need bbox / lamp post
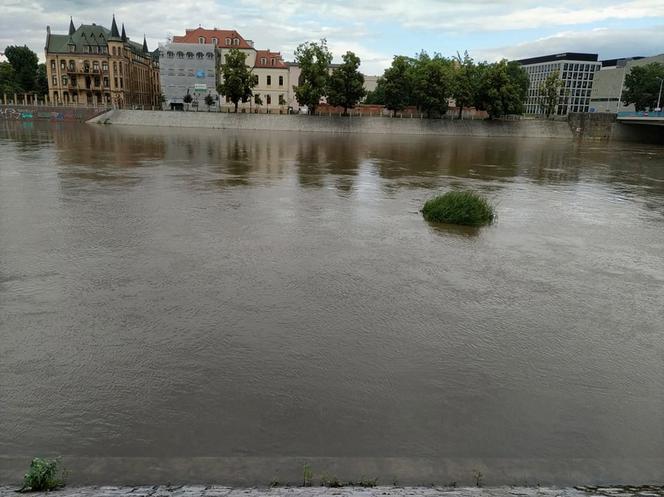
[656,77,663,112]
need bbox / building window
[271,58,275,65]
[176,51,184,58]
[93,61,99,72]
[167,51,174,58]
[69,45,76,52]
[50,60,56,70]
[114,77,118,87]
[225,38,231,45]
[211,37,218,46]
[52,76,58,86]
[206,52,214,59]
[260,57,266,65]
[186,52,194,59]
[267,75,271,86]
[233,38,239,45]
[62,75,68,85]
[60,60,66,70]
[102,62,108,72]
[101,46,107,54]
[278,75,283,86]
[266,94,271,105]
[120,78,123,88]
[199,37,205,44]
[196,52,204,59]
[103,77,109,87]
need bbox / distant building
[171,27,292,111]
[159,42,217,110]
[44,16,161,107]
[516,53,601,115]
[589,54,664,113]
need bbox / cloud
[475,25,664,61]
[1,0,663,75]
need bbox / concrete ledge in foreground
[2,486,664,497]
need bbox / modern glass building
[516,53,602,115]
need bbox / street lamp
[656,77,663,112]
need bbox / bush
[20,458,66,492]
[422,191,495,226]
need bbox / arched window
[198,36,205,44]
[196,52,204,59]
[225,38,231,45]
[186,52,194,59]
[167,51,174,58]
[211,37,218,46]
[206,52,214,59]
[176,51,184,59]
[233,38,239,46]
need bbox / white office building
[517,53,602,115]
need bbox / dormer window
[198,37,205,44]
[211,37,218,46]
[225,38,231,45]
[260,57,266,65]
[233,38,239,46]
[271,58,275,65]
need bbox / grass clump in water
[19,458,66,492]
[422,190,495,226]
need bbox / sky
[1,0,663,74]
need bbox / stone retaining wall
[1,104,109,122]
[89,110,573,139]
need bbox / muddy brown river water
[0,122,663,485]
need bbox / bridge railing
[617,111,664,118]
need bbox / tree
[412,51,454,118]
[253,93,262,112]
[476,60,529,118]
[364,78,385,105]
[183,91,192,111]
[538,70,563,117]
[4,45,39,92]
[217,48,257,113]
[278,94,286,106]
[382,55,414,116]
[293,39,333,115]
[622,62,664,111]
[453,51,480,119]
[326,51,366,115]
[36,63,48,96]
[204,93,215,111]
[0,61,20,96]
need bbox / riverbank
[2,485,663,497]
[88,110,573,139]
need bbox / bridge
[617,111,664,125]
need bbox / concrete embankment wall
[1,104,108,122]
[90,110,574,139]
[568,112,664,144]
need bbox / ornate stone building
[45,16,161,107]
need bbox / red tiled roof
[254,50,287,69]
[172,27,252,49]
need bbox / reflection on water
[0,121,663,485]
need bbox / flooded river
[1,122,663,485]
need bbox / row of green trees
[366,51,530,118]
[0,46,48,97]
